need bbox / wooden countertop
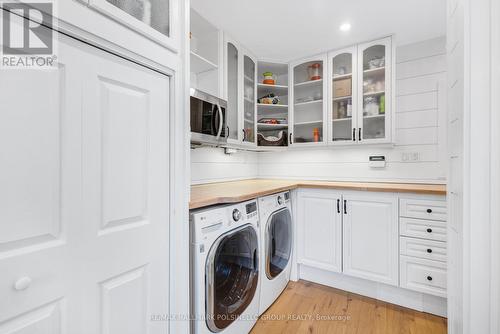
[190,179,446,209]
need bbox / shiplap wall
[191,37,447,185]
[191,147,259,184]
[258,37,447,183]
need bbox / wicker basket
[257,130,287,146]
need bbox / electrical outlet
[402,152,420,162]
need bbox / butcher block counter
[189,179,446,210]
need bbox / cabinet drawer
[400,237,447,262]
[400,217,447,241]
[400,198,447,221]
[400,256,447,298]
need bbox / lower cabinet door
[297,190,343,273]
[342,194,398,285]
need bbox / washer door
[266,208,292,279]
[205,224,259,332]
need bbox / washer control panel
[245,201,258,219]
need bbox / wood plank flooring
[250,280,447,334]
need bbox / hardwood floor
[251,280,447,334]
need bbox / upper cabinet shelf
[190,51,218,74]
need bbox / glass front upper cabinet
[243,55,256,144]
[330,48,357,143]
[90,0,175,49]
[358,37,392,143]
[226,41,239,143]
[292,55,327,145]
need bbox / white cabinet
[328,46,358,144]
[290,54,328,146]
[296,190,342,273]
[326,37,393,145]
[342,194,399,286]
[356,37,393,143]
[296,189,398,286]
[190,9,223,98]
[224,35,257,148]
[88,0,179,52]
[0,26,170,332]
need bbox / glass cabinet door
[331,51,356,143]
[243,55,256,144]
[358,38,391,142]
[292,57,326,144]
[226,42,239,142]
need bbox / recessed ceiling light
[340,22,351,32]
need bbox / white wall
[190,147,259,184]
[190,37,447,185]
[258,37,447,184]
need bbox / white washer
[258,191,293,315]
[190,199,260,334]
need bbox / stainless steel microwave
[190,89,228,146]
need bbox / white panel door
[80,35,170,334]
[0,25,81,333]
[342,193,398,285]
[0,24,170,333]
[296,190,342,273]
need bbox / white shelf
[190,51,218,74]
[257,83,288,90]
[295,99,322,107]
[244,97,254,103]
[363,114,385,119]
[257,103,288,108]
[257,123,288,130]
[363,66,385,75]
[294,79,323,87]
[332,96,351,102]
[333,73,352,80]
[244,75,254,82]
[295,120,323,126]
[333,117,353,122]
[363,90,385,97]
[244,118,255,123]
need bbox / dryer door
[206,224,259,332]
[266,208,292,279]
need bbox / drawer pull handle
[426,228,433,233]
[427,276,433,281]
[14,276,32,291]
[427,248,433,253]
[427,208,433,213]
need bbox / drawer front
[400,198,447,221]
[400,256,447,298]
[400,217,447,241]
[400,237,447,262]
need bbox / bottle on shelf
[313,128,320,142]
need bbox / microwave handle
[215,103,223,139]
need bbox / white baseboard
[296,264,447,317]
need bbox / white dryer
[190,200,260,334]
[257,191,293,315]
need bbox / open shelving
[256,61,290,148]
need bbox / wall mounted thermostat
[369,155,386,168]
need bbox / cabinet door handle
[427,248,433,253]
[226,126,229,138]
[358,128,362,141]
[427,208,433,213]
[426,228,433,233]
[289,132,293,145]
[242,129,246,141]
[337,199,340,214]
[352,128,356,141]
[344,200,347,215]
[427,276,433,281]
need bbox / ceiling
[191,0,446,61]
